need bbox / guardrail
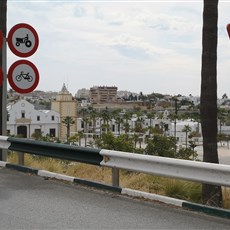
[0,136,230,188]
[1,136,103,165]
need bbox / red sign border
[0,67,3,87]
[0,30,3,49]
[8,60,39,94]
[227,24,230,39]
[8,23,39,57]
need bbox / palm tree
[146,111,155,136]
[100,108,111,134]
[69,134,78,145]
[132,133,139,148]
[78,108,87,119]
[62,116,75,143]
[182,125,192,149]
[123,111,132,134]
[82,116,91,145]
[88,107,97,135]
[200,0,222,207]
[134,115,144,134]
[77,130,84,146]
[82,116,90,133]
[112,110,123,135]
[172,96,179,140]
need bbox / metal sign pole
[0,0,7,161]
[1,37,7,161]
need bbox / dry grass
[7,152,230,209]
[8,152,112,184]
[120,171,166,195]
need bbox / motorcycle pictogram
[16,71,33,82]
[15,34,32,48]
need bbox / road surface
[0,167,229,229]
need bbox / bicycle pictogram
[16,71,33,82]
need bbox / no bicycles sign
[8,23,39,57]
[8,60,39,94]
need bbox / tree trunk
[67,125,70,143]
[0,0,7,161]
[200,0,222,207]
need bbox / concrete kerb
[0,160,230,219]
[121,188,185,207]
[121,188,230,219]
[5,162,39,174]
[38,170,75,182]
[182,202,230,219]
[0,161,7,167]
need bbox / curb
[121,188,185,207]
[121,188,230,219]
[0,161,121,194]
[1,161,230,219]
[182,202,230,219]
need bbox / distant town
[6,84,230,152]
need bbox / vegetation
[62,116,75,143]
[95,132,134,152]
[176,147,198,161]
[145,135,176,158]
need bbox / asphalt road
[0,167,230,230]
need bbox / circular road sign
[0,30,3,49]
[8,60,39,94]
[0,67,3,87]
[8,23,39,57]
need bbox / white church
[7,99,60,138]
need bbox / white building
[76,112,204,147]
[170,120,202,145]
[76,114,172,138]
[7,99,60,138]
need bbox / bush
[164,179,201,202]
[176,147,198,160]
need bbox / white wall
[7,99,60,138]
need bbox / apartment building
[90,86,118,104]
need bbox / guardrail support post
[112,168,119,187]
[18,152,24,165]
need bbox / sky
[5,0,230,97]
